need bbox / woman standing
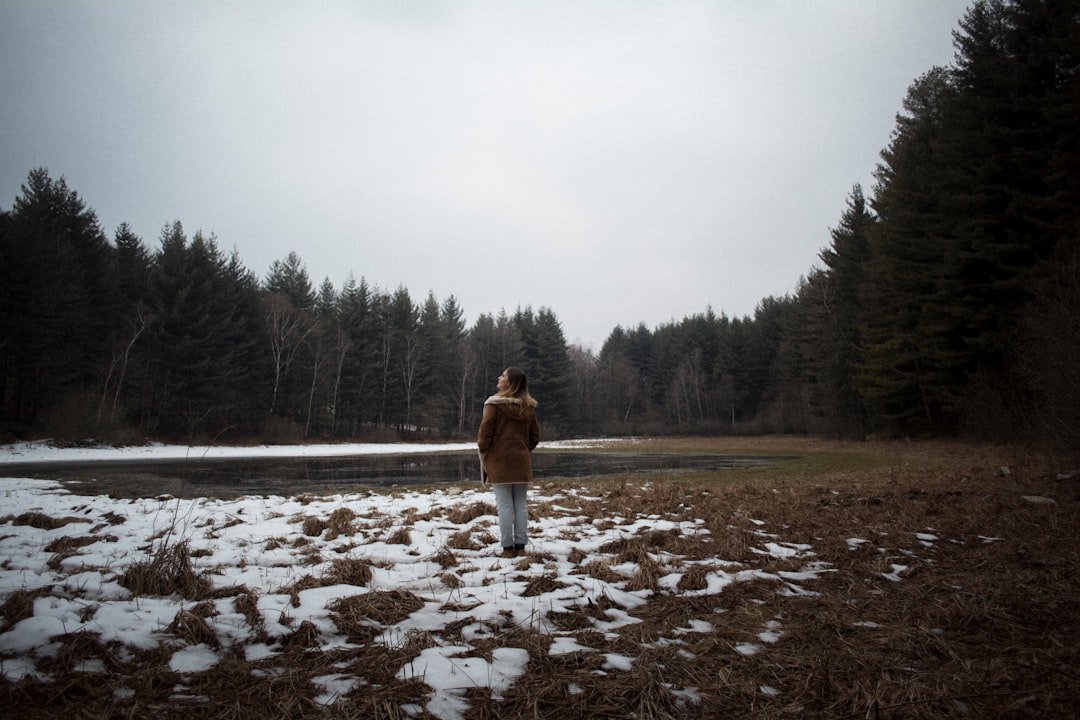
[477,367,540,557]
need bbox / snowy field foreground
[2,439,1073,718]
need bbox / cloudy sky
[1,1,972,349]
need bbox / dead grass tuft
[522,574,568,597]
[44,534,107,553]
[624,551,663,592]
[6,511,91,530]
[0,586,54,632]
[100,510,126,525]
[233,588,266,639]
[326,556,373,586]
[676,563,711,592]
[446,527,484,550]
[281,618,321,651]
[447,501,497,524]
[119,540,213,599]
[385,527,411,545]
[301,515,327,537]
[327,589,427,639]
[580,559,626,583]
[325,506,357,539]
[432,546,458,569]
[168,607,219,647]
[32,630,130,682]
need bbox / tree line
[1,0,1076,459]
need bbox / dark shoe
[502,547,516,558]
[514,544,526,554]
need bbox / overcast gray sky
[1,0,972,350]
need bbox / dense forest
[1,0,1076,460]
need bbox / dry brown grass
[119,539,214,600]
[301,515,328,537]
[0,587,52,633]
[447,500,497,525]
[325,506,357,539]
[385,526,412,545]
[326,556,374,586]
[327,589,427,647]
[2,511,91,530]
[446,525,489,550]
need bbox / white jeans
[492,483,528,548]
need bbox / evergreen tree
[337,275,379,434]
[100,223,156,426]
[812,185,876,435]
[412,292,468,434]
[710,314,743,430]
[146,224,264,436]
[598,326,645,428]
[515,306,575,432]
[113,222,152,306]
[438,295,472,434]
[779,272,827,433]
[744,296,792,431]
[414,291,446,431]
[673,311,720,423]
[860,0,1078,432]
[0,169,119,424]
[314,278,338,319]
[372,286,419,428]
[859,68,960,429]
[265,252,315,310]
[221,249,270,431]
[470,310,525,397]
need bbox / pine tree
[859,0,1079,432]
[1,169,119,424]
[859,68,961,429]
[515,307,575,432]
[99,223,156,426]
[114,223,152,306]
[814,185,876,435]
[314,278,338,319]
[146,224,264,436]
[441,295,471,433]
[337,275,378,434]
[743,296,792,431]
[468,310,525,423]
[598,326,644,428]
[414,291,446,431]
[265,252,315,310]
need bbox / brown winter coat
[477,396,540,484]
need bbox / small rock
[1020,495,1056,505]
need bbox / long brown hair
[497,366,537,407]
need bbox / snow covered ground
[0,440,844,718]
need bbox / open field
[2,436,1077,718]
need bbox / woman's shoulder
[484,395,538,409]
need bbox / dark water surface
[4,451,797,499]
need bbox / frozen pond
[3,450,797,498]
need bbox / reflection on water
[12,450,796,499]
